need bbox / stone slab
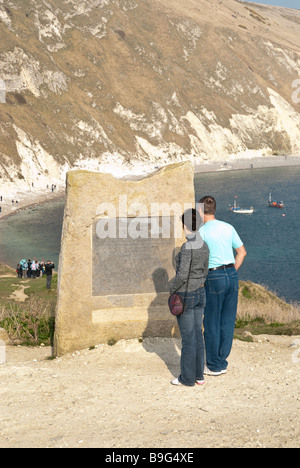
[54,162,195,355]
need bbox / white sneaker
[171,378,183,386]
[204,366,222,376]
[195,379,205,385]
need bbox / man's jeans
[177,287,206,386]
[46,275,52,290]
[204,267,239,372]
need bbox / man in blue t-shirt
[199,195,247,375]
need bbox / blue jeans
[176,287,206,386]
[204,267,239,372]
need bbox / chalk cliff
[0,0,300,192]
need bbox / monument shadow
[142,249,181,378]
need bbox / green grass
[0,273,57,297]
[236,281,300,338]
[234,317,300,340]
[0,300,56,346]
[0,267,57,346]
[0,278,21,302]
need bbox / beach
[194,154,300,173]
[1,155,300,221]
[0,187,65,221]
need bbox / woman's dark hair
[181,208,201,232]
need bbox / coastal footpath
[0,335,299,448]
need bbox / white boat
[231,200,254,214]
[233,207,254,214]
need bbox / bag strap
[183,247,193,301]
[173,245,193,299]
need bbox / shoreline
[194,154,300,174]
[0,189,65,222]
[0,155,300,222]
[0,155,299,304]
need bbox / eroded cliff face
[0,0,300,192]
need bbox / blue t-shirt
[199,219,243,269]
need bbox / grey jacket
[169,233,209,294]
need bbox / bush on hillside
[0,297,55,346]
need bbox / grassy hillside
[0,263,57,346]
[236,281,300,339]
[0,263,299,346]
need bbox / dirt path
[9,284,30,302]
[0,335,299,448]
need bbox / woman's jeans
[176,287,206,386]
[204,267,239,373]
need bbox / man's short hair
[199,196,216,215]
[181,208,201,232]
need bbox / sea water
[194,165,300,304]
[0,166,299,303]
[0,197,65,270]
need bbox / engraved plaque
[92,217,175,296]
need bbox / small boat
[231,200,254,214]
[268,193,284,208]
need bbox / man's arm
[234,245,247,271]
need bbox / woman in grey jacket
[170,209,209,387]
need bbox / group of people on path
[170,195,247,387]
[16,259,55,289]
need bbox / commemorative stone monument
[54,162,195,355]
